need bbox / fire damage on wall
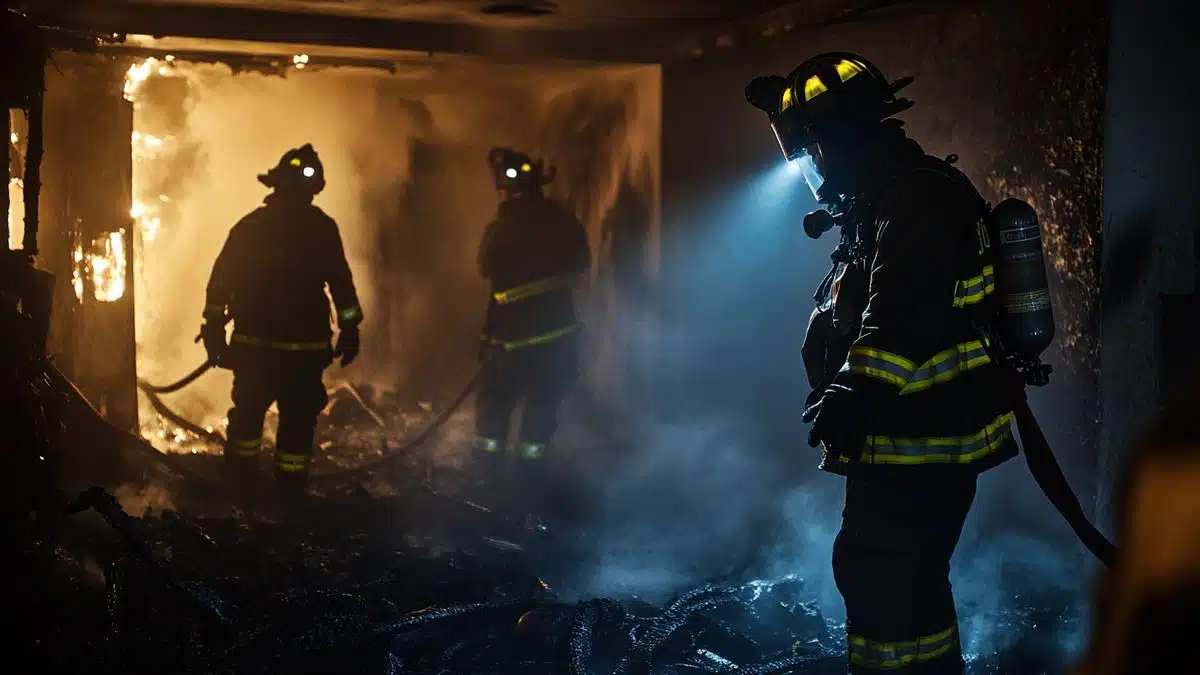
[3,3,1118,675]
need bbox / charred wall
[39,52,137,433]
[658,0,1105,541]
[1098,0,1200,534]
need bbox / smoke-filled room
[3,0,1197,674]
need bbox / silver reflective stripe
[517,442,545,460]
[953,264,995,308]
[846,412,1014,466]
[475,437,502,453]
[848,626,959,670]
[841,346,917,389]
[899,340,992,395]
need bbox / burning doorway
[102,45,660,454]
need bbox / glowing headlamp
[505,167,518,179]
[302,166,315,178]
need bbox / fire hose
[135,359,486,482]
[1013,392,1117,567]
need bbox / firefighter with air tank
[200,143,363,499]
[470,147,591,534]
[745,53,1057,674]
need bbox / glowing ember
[72,231,128,302]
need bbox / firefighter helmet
[487,147,556,195]
[258,143,326,195]
[745,53,915,163]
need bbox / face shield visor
[793,145,826,202]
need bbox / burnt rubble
[11,462,1086,675]
[8,319,1083,675]
[16,482,847,675]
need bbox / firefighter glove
[334,324,360,367]
[802,383,867,452]
[200,322,229,367]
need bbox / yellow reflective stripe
[275,452,310,472]
[475,437,502,453]
[338,305,363,323]
[227,438,261,457]
[848,626,959,670]
[841,346,917,388]
[517,442,545,460]
[493,275,575,305]
[231,334,329,351]
[487,324,578,351]
[953,264,995,308]
[845,412,1014,465]
[898,340,992,395]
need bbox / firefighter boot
[274,450,312,504]
[222,441,262,497]
[468,437,508,511]
[514,441,551,536]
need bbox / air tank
[987,198,1056,360]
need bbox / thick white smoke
[130,57,660,447]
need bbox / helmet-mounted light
[261,143,325,194]
[745,53,915,164]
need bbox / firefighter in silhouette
[472,147,590,531]
[746,54,1018,674]
[200,143,363,497]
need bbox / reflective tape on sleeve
[840,346,918,389]
[952,264,996,308]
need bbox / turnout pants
[223,344,332,486]
[834,467,977,674]
[473,334,579,516]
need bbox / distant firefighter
[747,53,1035,674]
[201,143,363,499]
[472,147,591,533]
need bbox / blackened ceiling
[26,0,949,63]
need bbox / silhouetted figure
[201,143,362,500]
[472,147,590,532]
